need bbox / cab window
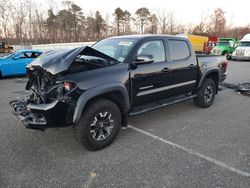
[169,40,190,61]
[137,40,165,63]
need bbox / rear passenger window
[169,40,190,61]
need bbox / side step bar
[129,94,197,116]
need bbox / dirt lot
[0,60,250,188]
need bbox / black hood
[27,46,118,75]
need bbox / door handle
[188,64,195,69]
[161,67,170,72]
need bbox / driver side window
[17,52,30,59]
[137,40,166,63]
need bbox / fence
[12,42,96,51]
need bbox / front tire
[194,78,216,108]
[73,98,121,151]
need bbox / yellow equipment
[187,35,208,53]
[0,42,13,53]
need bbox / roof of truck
[109,34,185,40]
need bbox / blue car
[0,49,42,77]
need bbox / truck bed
[196,54,227,82]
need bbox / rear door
[167,39,198,95]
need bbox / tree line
[0,0,250,45]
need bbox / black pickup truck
[10,35,228,150]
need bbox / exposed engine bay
[10,46,118,130]
[10,68,81,130]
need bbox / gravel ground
[0,60,249,188]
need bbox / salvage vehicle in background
[179,34,218,54]
[10,35,228,150]
[0,41,13,53]
[211,38,238,59]
[177,34,208,53]
[203,36,218,54]
[231,34,250,60]
[0,49,42,78]
[186,34,208,53]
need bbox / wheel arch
[198,69,220,93]
[73,83,130,127]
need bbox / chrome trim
[27,100,59,111]
[137,80,196,96]
[139,85,154,90]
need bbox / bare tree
[0,0,11,40]
[167,12,176,34]
[192,22,206,35]
[0,3,248,45]
[157,9,167,34]
[148,14,158,34]
[208,8,226,37]
[9,0,28,43]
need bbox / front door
[130,40,173,107]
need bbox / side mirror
[134,54,154,65]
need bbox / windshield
[239,42,250,47]
[92,38,137,62]
[217,41,230,46]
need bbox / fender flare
[198,68,220,89]
[73,83,130,124]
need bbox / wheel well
[221,51,227,55]
[206,72,219,93]
[84,91,129,127]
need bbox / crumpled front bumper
[10,99,72,130]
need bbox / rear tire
[194,78,216,108]
[73,98,121,151]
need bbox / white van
[231,34,250,60]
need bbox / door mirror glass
[134,54,154,65]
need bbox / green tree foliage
[94,11,105,40]
[114,8,131,35]
[114,7,124,35]
[135,7,151,34]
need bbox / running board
[129,94,197,116]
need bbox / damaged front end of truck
[10,46,118,130]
